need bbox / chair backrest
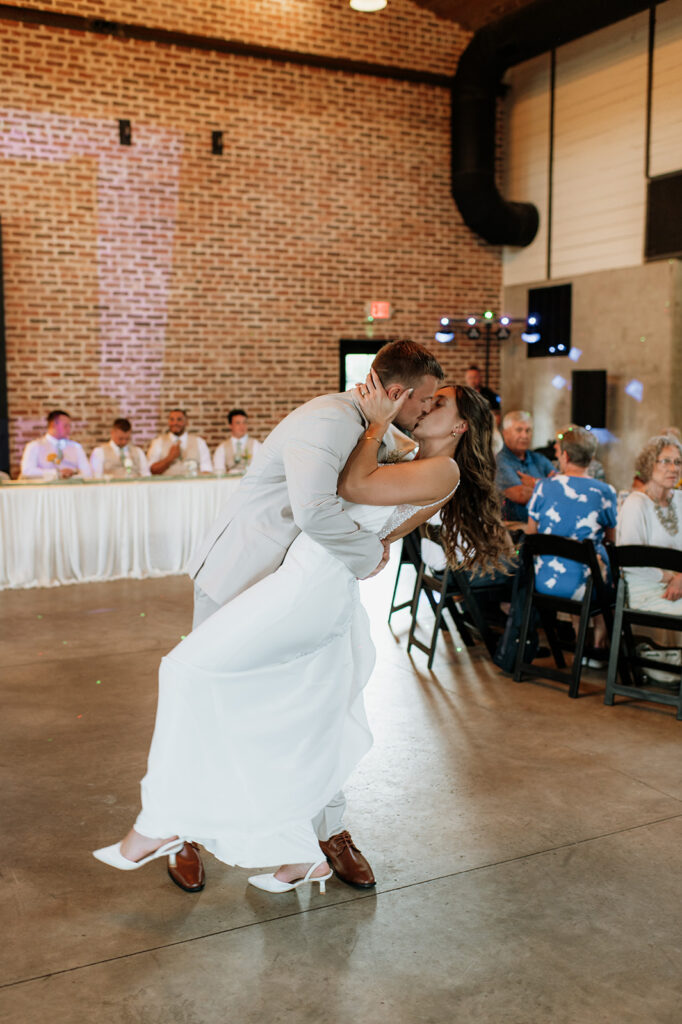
[401,528,423,568]
[612,544,682,574]
[522,533,609,604]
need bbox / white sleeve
[20,441,41,478]
[76,443,92,478]
[281,412,383,578]
[197,437,212,473]
[147,438,162,464]
[137,448,151,477]
[617,494,649,546]
[90,447,104,478]
[213,444,226,473]
[617,494,663,584]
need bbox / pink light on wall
[0,109,181,459]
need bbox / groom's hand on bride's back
[360,539,391,579]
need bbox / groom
[169,340,444,893]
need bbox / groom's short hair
[372,340,444,389]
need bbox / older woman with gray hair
[617,434,682,612]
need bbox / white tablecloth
[0,476,241,589]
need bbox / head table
[0,475,242,590]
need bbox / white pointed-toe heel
[248,860,333,894]
[93,838,185,871]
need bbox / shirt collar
[169,431,187,443]
[503,443,529,463]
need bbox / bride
[94,372,509,893]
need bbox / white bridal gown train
[133,500,410,868]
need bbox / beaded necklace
[651,494,679,536]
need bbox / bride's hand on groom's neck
[355,369,412,430]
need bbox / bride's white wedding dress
[134,498,419,868]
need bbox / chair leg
[539,610,566,668]
[388,559,404,623]
[513,579,536,682]
[427,595,445,670]
[406,563,426,657]
[455,583,498,658]
[604,586,625,706]
[445,597,475,646]
[569,597,592,699]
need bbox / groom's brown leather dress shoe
[319,831,375,889]
[167,842,205,892]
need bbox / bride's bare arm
[339,442,458,507]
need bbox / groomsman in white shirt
[90,418,151,479]
[20,409,92,480]
[147,409,212,477]
[213,408,262,473]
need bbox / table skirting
[0,476,241,589]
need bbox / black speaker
[526,283,571,358]
[571,370,606,429]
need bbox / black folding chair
[604,545,682,720]
[513,534,613,698]
[407,525,510,667]
[388,528,438,624]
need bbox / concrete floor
[1,558,681,1024]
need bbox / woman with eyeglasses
[618,434,682,612]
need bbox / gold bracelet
[363,433,382,445]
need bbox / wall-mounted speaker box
[526,283,571,359]
[571,369,606,429]
[645,170,682,261]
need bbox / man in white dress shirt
[90,418,151,479]
[147,409,212,477]
[213,408,262,473]
[20,409,92,480]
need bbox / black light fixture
[435,311,536,385]
[118,119,132,146]
[211,130,224,155]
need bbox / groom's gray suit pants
[192,582,346,842]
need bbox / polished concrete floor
[1,557,681,1024]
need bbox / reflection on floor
[1,554,681,1023]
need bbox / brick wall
[0,1,502,475]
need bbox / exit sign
[369,301,391,320]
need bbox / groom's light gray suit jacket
[188,391,414,607]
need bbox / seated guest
[20,409,92,480]
[496,410,554,522]
[147,409,212,477]
[554,423,606,481]
[464,365,500,413]
[527,426,617,650]
[213,408,262,473]
[618,434,682,613]
[90,418,151,478]
[421,513,514,626]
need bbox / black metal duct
[452,0,657,247]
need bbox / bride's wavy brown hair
[439,384,513,576]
